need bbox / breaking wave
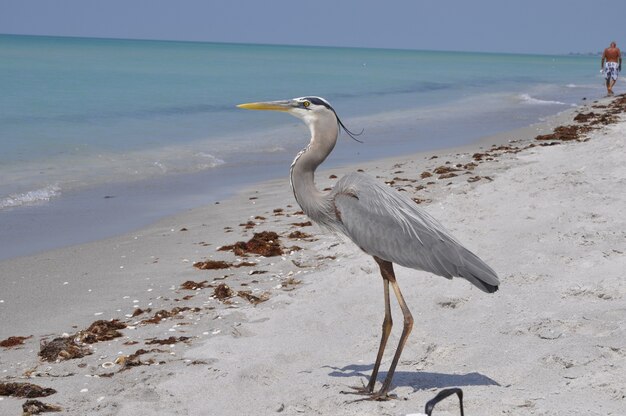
[0,184,61,210]
[517,93,567,106]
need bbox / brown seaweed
[180,280,210,290]
[218,231,283,257]
[77,320,127,344]
[573,111,598,123]
[433,166,459,174]
[0,382,56,398]
[287,230,312,239]
[131,308,150,317]
[22,399,63,414]
[438,172,458,179]
[0,335,31,348]
[145,336,191,345]
[213,283,235,300]
[535,125,590,142]
[239,220,256,229]
[39,337,91,362]
[140,307,197,324]
[193,260,232,269]
[291,221,312,227]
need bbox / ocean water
[0,35,604,259]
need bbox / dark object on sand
[0,382,56,398]
[193,260,232,269]
[213,283,235,300]
[131,308,150,317]
[438,172,458,179]
[287,230,312,239]
[193,260,256,269]
[535,125,590,142]
[424,388,465,416]
[39,319,126,362]
[39,337,91,362]
[180,280,210,290]
[433,165,459,175]
[239,220,256,229]
[140,307,197,324]
[0,335,31,348]
[77,319,127,344]
[290,221,312,227]
[573,111,598,123]
[22,399,63,414]
[145,336,190,345]
[219,231,283,257]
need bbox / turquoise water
[0,34,604,258]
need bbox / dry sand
[1,97,625,416]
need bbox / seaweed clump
[0,335,31,348]
[0,382,56,398]
[22,399,63,415]
[193,260,256,270]
[535,125,590,142]
[219,231,283,257]
[213,283,235,300]
[76,320,127,344]
[39,337,91,362]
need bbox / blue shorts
[604,62,619,81]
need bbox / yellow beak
[237,100,293,112]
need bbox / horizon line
[0,32,596,58]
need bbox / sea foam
[518,93,567,106]
[0,184,61,210]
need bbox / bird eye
[302,101,311,108]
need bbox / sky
[1,0,624,55]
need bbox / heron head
[237,96,363,142]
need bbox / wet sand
[1,96,625,415]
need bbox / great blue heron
[237,96,499,400]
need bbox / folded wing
[332,173,499,293]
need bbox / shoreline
[0,82,596,261]
[1,95,624,415]
[0,96,585,263]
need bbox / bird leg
[343,257,413,401]
[346,268,393,395]
[375,271,414,398]
[367,273,393,391]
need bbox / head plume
[299,96,364,143]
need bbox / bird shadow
[324,363,500,391]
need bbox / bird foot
[347,391,397,402]
[340,385,396,402]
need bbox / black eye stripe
[305,97,333,110]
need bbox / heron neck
[290,139,334,222]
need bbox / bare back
[603,47,621,62]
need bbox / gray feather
[331,173,499,292]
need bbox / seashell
[101,361,115,369]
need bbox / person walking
[601,41,622,96]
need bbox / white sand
[1,99,624,416]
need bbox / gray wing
[332,173,499,292]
